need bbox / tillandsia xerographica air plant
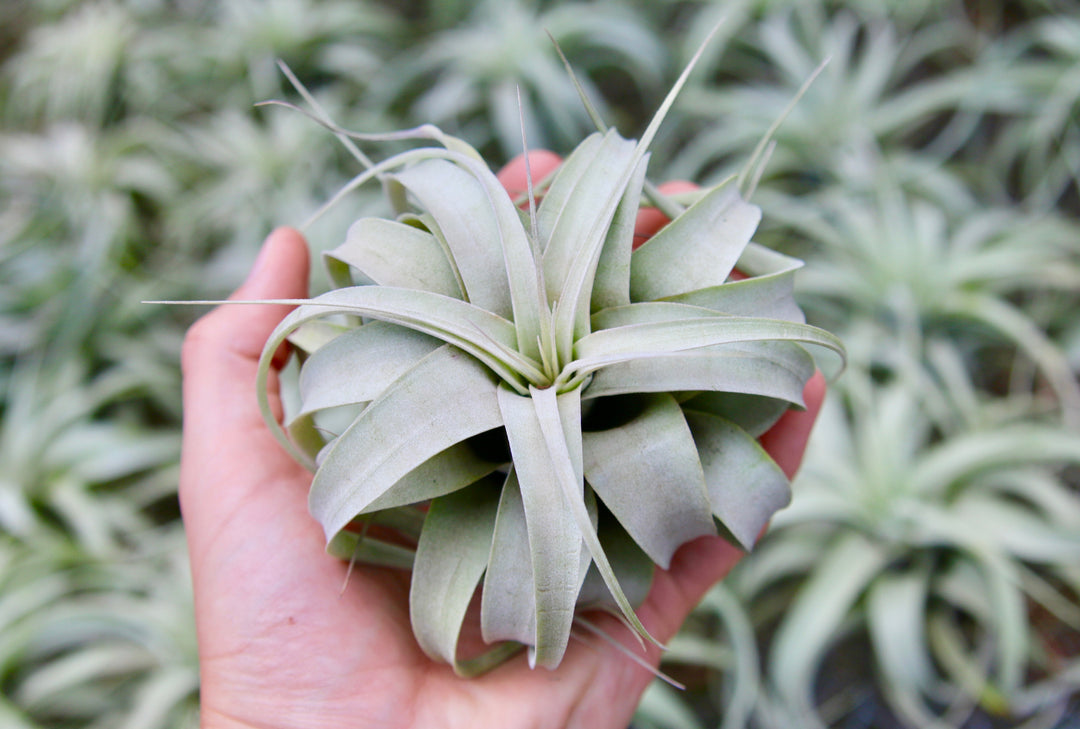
[246,31,845,674]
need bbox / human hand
[179,154,826,729]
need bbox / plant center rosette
[254,52,845,676]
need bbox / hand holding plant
[178,153,825,729]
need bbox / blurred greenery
[1,1,1077,727]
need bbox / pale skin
[180,152,826,729]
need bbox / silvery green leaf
[256,286,539,465]
[309,345,503,541]
[292,321,442,419]
[570,316,844,379]
[393,155,546,364]
[481,469,535,646]
[910,426,1080,498]
[952,495,1080,563]
[592,300,723,329]
[410,482,499,672]
[631,186,760,302]
[324,217,463,297]
[326,530,416,570]
[535,132,606,252]
[497,385,585,668]
[685,411,791,550]
[575,517,654,610]
[529,385,661,649]
[866,571,936,702]
[540,24,721,357]
[591,157,648,312]
[392,159,512,316]
[583,394,715,568]
[583,342,813,402]
[663,263,805,323]
[540,130,638,343]
[904,503,1028,695]
[362,441,503,515]
[681,392,792,438]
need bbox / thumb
[181,227,309,398]
[179,227,310,507]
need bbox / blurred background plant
[1,0,1077,727]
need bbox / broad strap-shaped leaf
[309,345,503,541]
[583,342,814,402]
[361,441,503,515]
[910,426,1080,499]
[592,300,728,329]
[681,391,793,438]
[685,411,792,550]
[481,469,536,646]
[292,321,442,419]
[410,482,500,673]
[529,385,662,649]
[591,157,648,313]
[630,185,760,302]
[865,570,937,719]
[539,131,639,331]
[324,217,464,297]
[497,385,585,668]
[545,132,640,355]
[393,155,546,363]
[569,316,844,382]
[662,254,805,323]
[582,394,716,568]
[391,159,514,316]
[534,132,605,252]
[256,286,540,466]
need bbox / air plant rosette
[248,36,845,675]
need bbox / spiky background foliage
[1,0,1077,727]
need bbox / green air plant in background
[740,369,1080,728]
[369,0,668,160]
[247,36,844,672]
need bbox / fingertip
[239,227,310,300]
[759,370,827,479]
[634,180,699,245]
[497,150,562,196]
[803,370,827,416]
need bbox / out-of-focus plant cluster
[1,1,1077,727]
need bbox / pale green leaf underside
[583,394,716,568]
[292,321,442,419]
[631,185,761,302]
[392,159,513,317]
[497,385,585,668]
[570,316,845,379]
[325,217,463,297]
[686,411,792,550]
[410,483,500,672]
[310,345,503,540]
[482,470,537,647]
[583,342,813,402]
